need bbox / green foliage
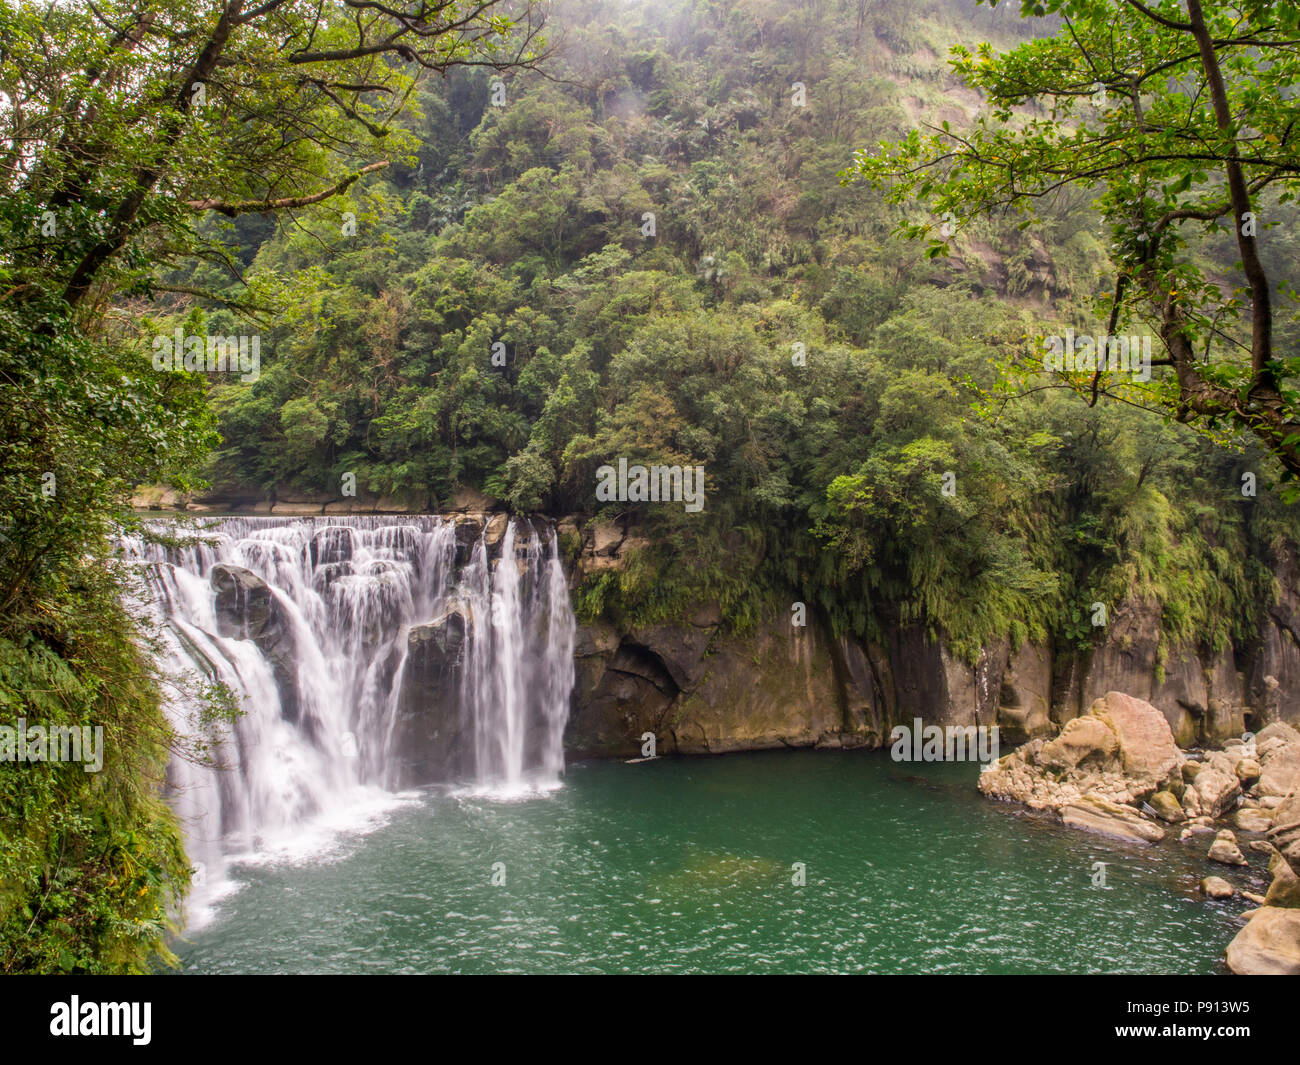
[0,0,545,971]
[165,0,1300,658]
[0,575,188,974]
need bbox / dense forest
[159,0,1295,655]
[3,0,1299,972]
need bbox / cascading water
[116,514,575,914]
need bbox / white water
[117,514,575,919]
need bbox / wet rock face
[997,642,1053,744]
[212,563,274,641]
[211,563,302,725]
[566,604,864,759]
[558,515,1300,754]
[390,603,472,787]
[310,526,354,568]
[1248,545,1300,723]
[1055,598,1249,745]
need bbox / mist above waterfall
[117,514,575,918]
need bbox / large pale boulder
[1235,806,1273,833]
[1264,850,1300,908]
[1189,762,1241,819]
[1268,789,1300,877]
[1089,691,1182,785]
[1039,716,1118,772]
[980,691,1182,811]
[1060,794,1165,844]
[1225,908,1300,975]
[1259,742,1300,798]
[1208,829,1249,866]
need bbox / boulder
[1259,742,1300,799]
[979,691,1181,811]
[1189,765,1241,819]
[1208,829,1249,866]
[1149,790,1186,823]
[1089,691,1181,785]
[1234,806,1273,834]
[1264,850,1300,908]
[1225,907,1300,974]
[1200,876,1235,899]
[590,522,623,557]
[1039,716,1118,772]
[1268,789,1300,876]
[1060,794,1165,844]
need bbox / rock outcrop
[211,563,302,725]
[979,692,1181,812]
[1226,908,1300,974]
[978,692,1177,842]
[1223,724,1300,972]
[565,603,864,758]
[389,603,473,786]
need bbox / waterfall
[116,513,575,913]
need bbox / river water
[172,751,1259,974]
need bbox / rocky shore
[979,692,1300,974]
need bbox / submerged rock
[211,563,274,640]
[1185,758,1241,820]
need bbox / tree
[847,0,1300,482]
[0,0,545,972]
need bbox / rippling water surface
[174,751,1262,974]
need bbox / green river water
[174,750,1265,974]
